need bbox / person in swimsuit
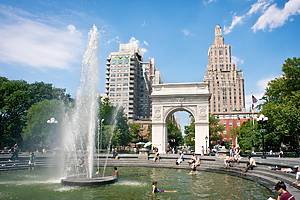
[152,181,176,193]
[112,167,119,177]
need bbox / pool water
[0,167,272,200]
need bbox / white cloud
[224,15,245,34]
[245,75,279,111]
[181,29,193,37]
[224,0,272,34]
[67,24,76,34]
[231,56,244,66]
[203,0,217,5]
[141,20,146,27]
[106,36,120,44]
[252,0,300,32]
[128,37,148,55]
[143,41,149,46]
[256,76,278,90]
[0,6,83,70]
[247,0,271,15]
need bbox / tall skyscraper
[105,40,160,120]
[204,25,245,114]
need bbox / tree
[113,107,131,146]
[0,76,72,149]
[98,98,131,148]
[22,99,64,150]
[184,117,195,148]
[209,115,225,145]
[166,116,183,148]
[129,123,142,143]
[261,57,300,150]
[237,121,260,152]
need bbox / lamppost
[47,117,58,124]
[205,136,208,155]
[47,117,58,151]
[99,119,104,150]
[97,118,104,172]
[256,114,268,159]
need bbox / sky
[0,0,300,121]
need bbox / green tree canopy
[166,116,183,148]
[261,57,300,150]
[129,123,142,143]
[0,76,72,148]
[209,114,225,144]
[184,117,195,148]
[98,98,131,148]
[237,121,260,152]
[22,99,64,150]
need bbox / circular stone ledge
[61,176,117,186]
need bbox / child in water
[152,181,177,193]
[112,167,119,177]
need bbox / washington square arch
[151,82,210,154]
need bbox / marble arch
[151,82,210,154]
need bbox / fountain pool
[0,167,273,200]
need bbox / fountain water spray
[62,25,99,179]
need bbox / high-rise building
[204,25,245,114]
[105,40,161,120]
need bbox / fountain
[60,25,117,186]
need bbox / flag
[252,95,258,104]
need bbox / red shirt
[280,191,295,200]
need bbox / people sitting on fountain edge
[96,168,101,176]
[244,155,256,173]
[153,147,160,162]
[112,148,119,159]
[176,151,184,165]
[9,143,19,162]
[188,153,197,165]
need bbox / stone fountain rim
[61,175,117,186]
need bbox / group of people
[188,153,201,174]
[224,146,241,167]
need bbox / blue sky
[0,0,300,115]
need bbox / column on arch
[152,122,167,154]
[195,122,209,154]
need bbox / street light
[256,114,268,159]
[47,117,58,124]
[46,117,58,151]
[97,118,104,171]
[99,119,104,150]
[205,136,208,155]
